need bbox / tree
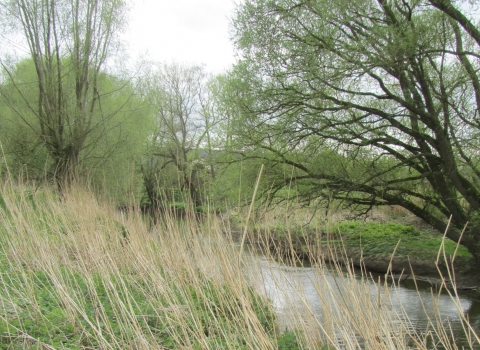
[0,0,129,191]
[141,63,219,209]
[228,0,480,261]
[0,58,151,200]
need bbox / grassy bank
[234,205,475,279]
[0,184,302,349]
[330,221,471,257]
[0,183,479,348]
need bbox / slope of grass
[0,184,306,349]
[0,182,478,349]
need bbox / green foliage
[210,156,264,206]
[0,0,130,190]
[170,201,186,210]
[83,73,153,201]
[335,222,420,240]
[333,221,472,258]
[276,330,304,350]
[1,269,143,348]
[0,58,152,200]
[0,59,52,178]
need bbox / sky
[123,0,238,74]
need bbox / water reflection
[245,250,480,348]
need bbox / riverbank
[228,209,480,291]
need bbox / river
[244,248,480,349]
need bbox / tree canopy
[226,0,480,259]
[0,57,151,199]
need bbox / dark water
[245,251,480,349]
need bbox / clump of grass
[335,221,421,239]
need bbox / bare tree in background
[143,63,218,209]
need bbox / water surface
[245,249,480,348]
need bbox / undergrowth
[0,267,278,349]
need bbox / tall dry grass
[0,183,278,349]
[0,181,478,349]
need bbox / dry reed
[0,181,478,349]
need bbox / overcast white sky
[124,0,238,74]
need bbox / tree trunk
[461,225,480,265]
[53,145,80,194]
[185,171,202,208]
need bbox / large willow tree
[1,0,129,191]
[227,0,480,261]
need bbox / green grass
[249,213,473,259]
[333,221,472,258]
[0,266,280,349]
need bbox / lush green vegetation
[1,0,480,347]
[333,221,472,258]
[2,0,479,264]
[222,0,480,261]
[232,197,475,276]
